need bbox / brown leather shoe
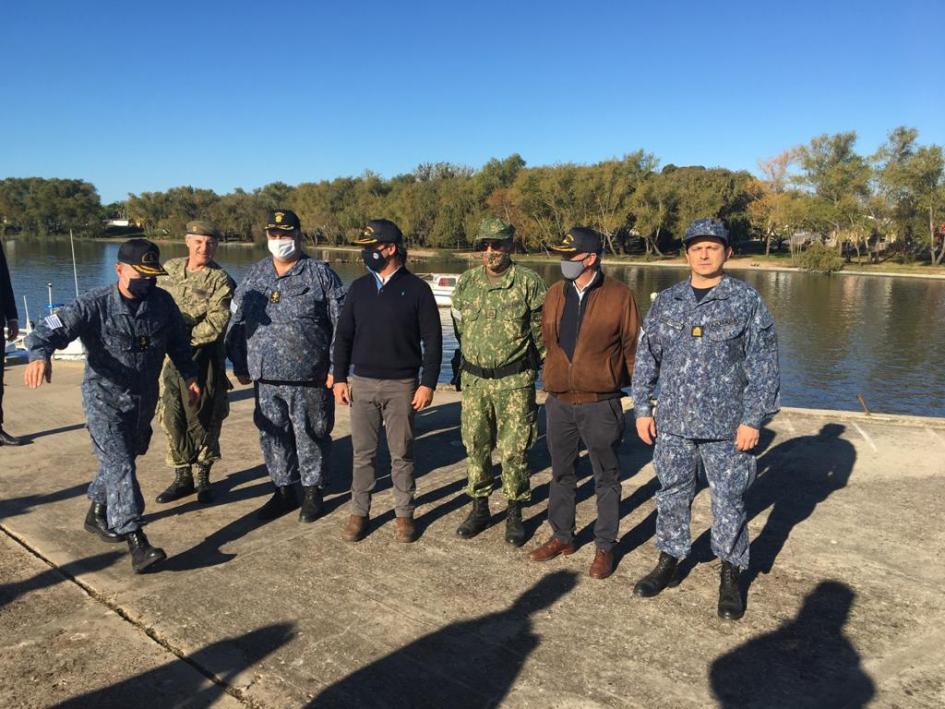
[527,537,577,562]
[342,515,369,542]
[394,516,417,543]
[588,548,614,580]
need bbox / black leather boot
[257,485,299,521]
[718,561,745,620]
[633,552,680,598]
[0,427,22,446]
[125,529,166,574]
[456,497,491,538]
[155,466,195,503]
[504,501,526,547]
[298,486,324,523]
[83,502,123,543]
[195,464,212,504]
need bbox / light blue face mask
[560,257,587,281]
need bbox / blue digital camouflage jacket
[631,274,780,439]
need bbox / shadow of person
[21,421,87,442]
[308,570,578,708]
[709,580,875,708]
[744,423,856,589]
[0,482,88,521]
[141,464,272,525]
[56,622,295,708]
[0,550,123,609]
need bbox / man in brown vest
[528,227,640,579]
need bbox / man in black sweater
[333,219,442,543]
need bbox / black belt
[461,355,531,380]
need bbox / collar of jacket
[269,251,309,278]
[673,273,734,305]
[476,262,516,289]
[112,282,153,317]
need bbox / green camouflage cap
[476,216,515,241]
[185,220,221,239]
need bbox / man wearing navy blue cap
[24,238,200,574]
[631,218,781,620]
[333,219,442,543]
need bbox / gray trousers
[546,394,626,552]
[349,375,417,517]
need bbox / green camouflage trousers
[460,384,537,501]
[158,348,230,468]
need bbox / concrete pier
[2,360,943,707]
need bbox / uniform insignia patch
[44,313,64,329]
[270,291,281,303]
[138,335,151,350]
[691,325,703,337]
[275,212,284,224]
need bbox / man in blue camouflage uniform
[24,239,199,574]
[631,218,780,620]
[226,209,345,522]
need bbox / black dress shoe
[257,485,299,521]
[83,502,123,543]
[298,486,324,523]
[0,428,22,446]
[633,552,680,598]
[125,529,166,574]
[155,466,195,503]
[504,501,526,547]
[456,497,491,538]
[718,561,745,620]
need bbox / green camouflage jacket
[451,263,547,390]
[158,257,235,350]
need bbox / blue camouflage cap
[683,218,729,246]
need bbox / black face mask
[362,247,388,273]
[127,277,157,300]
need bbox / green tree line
[3,126,944,264]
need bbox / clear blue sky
[2,0,942,204]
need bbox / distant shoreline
[7,235,945,280]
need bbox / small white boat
[419,273,460,308]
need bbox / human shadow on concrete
[0,550,122,609]
[744,423,855,588]
[308,570,577,708]
[710,580,874,708]
[0,482,88,521]
[140,463,272,525]
[674,425,854,602]
[20,421,87,441]
[56,622,295,708]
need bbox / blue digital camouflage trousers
[87,398,155,535]
[653,432,756,569]
[254,382,334,488]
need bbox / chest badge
[138,335,151,350]
[691,326,703,338]
[270,291,281,304]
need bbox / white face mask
[268,238,297,261]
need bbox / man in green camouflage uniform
[155,220,235,504]
[451,217,547,546]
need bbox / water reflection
[5,238,944,416]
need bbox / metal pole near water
[69,229,79,298]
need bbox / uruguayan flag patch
[44,313,64,330]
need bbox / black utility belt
[462,356,531,380]
[256,378,325,387]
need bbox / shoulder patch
[44,313,64,330]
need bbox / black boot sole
[131,549,167,574]
[83,521,124,544]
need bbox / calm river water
[4,238,944,417]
